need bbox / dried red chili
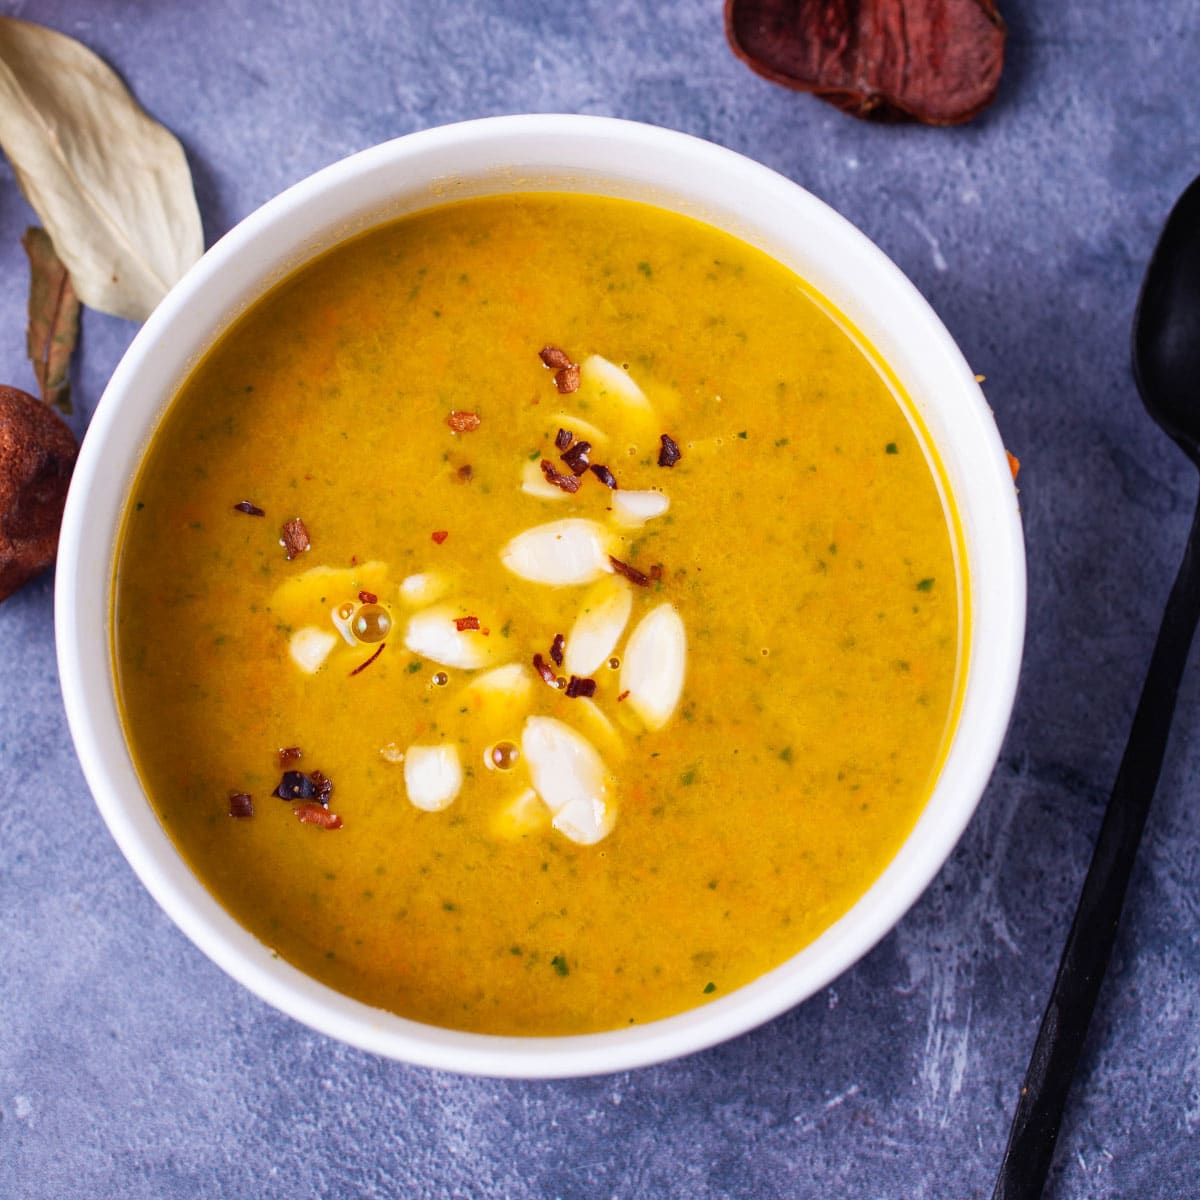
[658,433,682,468]
[358,590,378,605]
[447,410,481,433]
[455,615,481,632]
[278,746,303,766]
[725,0,1007,126]
[431,530,448,544]
[349,643,385,676]
[540,460,581,493]
[608,555,650,587]
[294,802,343,830]
[589,464,618,489]
[532,653,557,685]
[280,517,310,560]
[565,676,596,699]
[549,633,565,667]
[555,427,573,451]
[228,792,254,818]
[308,770,334,805]
[560,440,592,476]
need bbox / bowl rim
[55,113,1025,1078]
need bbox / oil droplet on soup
[112,194,964,1036]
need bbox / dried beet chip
[540,459,581,493]
[281,517,310,560]
[554,364,581,394]
[540,345,572,370]
[233,500,265,517]
[455,615,481,632]
[447,410,481,433]
[565,675,597,699]
[555,427,573,451]
[560,440,592,476]
[349,643,385,676]
[278,746,303,767]
[431,530,449,544]
[274,771,316,801]
[358,590,378,605]
[532,652,557,685]
[617,689,631,702]
[725,0,1007,126]
[589,464,618,489]
[228,792,254,818]
[549,633,565,667]
[294,802,343,830]
[608,555,650,587]
[658,434,682,468]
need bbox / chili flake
[349,643,385,676]
[555,427,573,451]
[608,555,650,587]
[228,792,254,818]
[308,771,334,805]
[565,675,596,699]
[658,433,682,468]
[447,410,481,433]
[540,459,581,493]
[617,689,631,702]
[281,517,310,560]
[589,464,618,489]
[549,632,565,667]
[294,802,343,830]
[532,653,556,685]
[358,590,378,605]
[560,440,592,476]
[455,616,481,632]
[456,464,473,482]
[278,746,303,766]
[431,530,449,544]
[233,500,265,517]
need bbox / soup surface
[113,193,963,1035]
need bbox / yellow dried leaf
[21,227,79,413]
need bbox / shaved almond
[491,787,550,839]
[579,355,655,428]
[565,575,633,676]
[521,716,616,845]
[403,743,463,812]
[611,489,670,528]
[289,626,337,673]
[404,605,495,669]
[399,571,450,606]
[499,518,611,586]
[330,605,357,646]
[619,602,686,730]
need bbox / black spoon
[992,173,1200,1198]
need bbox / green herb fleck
[551,955,570,977]
[885,442,899,455]
[703,982,716,994]
[775,437,790,448]
[407,660,423,674]
[737,430,748,439]
[135,501,145,511]
[916,578,935,592]
[528,449,541,461]
[680,768,697,787]
[779,746,794,764]
[637,261,653,277]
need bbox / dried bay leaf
[0,18,203,321]
[22,227,80,414]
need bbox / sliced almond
[553,412,610,447]
[403,743,462,812]
[567,696,627,762]
[579,355,655,423]
[521,457,571,501]
[399,571,449,607]
[521,715,616,845]
[499,518,611,586]
[610,489,670,528]
[619,602,686,731]
[271,561,388,617]
[330,605,356,645]
[289,626,337,674]
[458,663,533,730]
[491,788,549,839]
[565,575,633,676]
[403,605,495,669]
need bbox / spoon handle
[992,491,1200,1200]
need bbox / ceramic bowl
[55,115,1025,1077]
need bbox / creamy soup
[113,193,964,1035]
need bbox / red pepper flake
[540,345,572,370]
[658,433,682,468]
[540,459,581,493]
[555,427,573,451]
[278,746,303,767]
[532,652,557,685]
[649,563,663,582]
[549,633,565,667]
[233,500,265,517]
[609,555,650,587]
[455,615,481,632]
[294,802,343,830]
[456,464,473,482]
[228,791,254,818]
[349,643,385,676]
[308,770,334,805]
[565,675,596,699]
[431,530,448,544]
[358,590,378,605]
[589,463,618,489]
[617,689,631,702]
[560,440,592,476]
[281,517,310,560]
[554,364,581,394]
[447,410,481,433]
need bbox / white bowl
[55,115,1025,1078]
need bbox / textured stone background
[2,2,1199,1197]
